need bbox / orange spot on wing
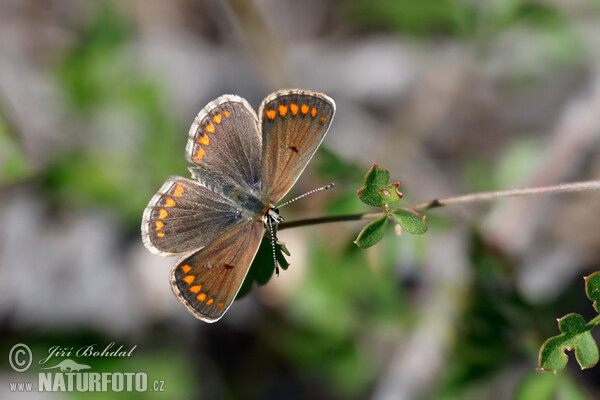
[164,197,176,207]
[290,103,298,115]
[205,123,215,133]
[194,147,206,161]
[173,183,184,197]
[266,109,276,120]
[197,293,207,302]
[206,298,214,306]
[190,285,202,293]
[213,114,222,124]
[183,275,195,285]
[155,221,164,231]
[158,209,168,219]
[217,302,225,308]
[320,116,327,123]
[198,134,210,145]
[301,104,309,114]
[223,111,230,117]
[278,104,288,116]
[181,265,192,274]
[157,232,165,238]
[311,107,317,117]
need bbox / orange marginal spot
[198,133,210,145]
[320,116,327,123]
[158,209,168,219]
[194,147,206,162]
[266,109,276,120]
[311,107,317,117]
[301,104,309,114]
[190,285,202,293]
[157,232,165,238]
[206,298,214,306]
[181,264,192,274]
[173,183,184,197]
[164,197,176,207]
[197,293,207,302]
[213,113,222,124]
[217,302,225,308]
[205,123,215,133]
[183,275,195,285]
[290,103,298,115]
[278,104,288,117]
[223,111,230,117]
[155,221,164,231]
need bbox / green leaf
[390,208,428,235]
[354,213,388,249]
[585,272,600,313]
[537,313,599,372]
[236,238,290,300]
[0,129,34,185]
[515,370,589,400]
[357,163,402,208]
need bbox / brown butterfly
[141,89,335,322]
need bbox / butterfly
[141,89,335,322]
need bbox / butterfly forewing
[142,176,244,256]
[259,90,335,203]
[170,221,264,322]
[186,95,263,196]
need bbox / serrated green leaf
[357,163,402,208]
[390,208,428,235]
[354,213,388,249]
[585,272,600,313]
[537,313,599,372]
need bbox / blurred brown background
[2,0,600,399]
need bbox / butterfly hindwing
[170,221,264,322]
[186,95,262,194]
[258,89,335,203]
[142,176,244,256]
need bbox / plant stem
[407,180,600,211]
[277,180,600,231]
[278,212,383,230]
[586,314,600,331]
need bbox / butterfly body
[142,89,335,322]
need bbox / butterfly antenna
[267,218,279,277]
[277,183,335,209]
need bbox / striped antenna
[276,183,334,209]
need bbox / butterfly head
[265,206,284,225]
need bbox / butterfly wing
[259,89,335,203]
[170,221,264,322]
[185,95,262,195]
[142,176,244,256]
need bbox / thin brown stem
[278,212,382,231]
[277,180,600,230]
[407,180,600,211]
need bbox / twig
[277,180,600,230]
[278,212,382,231]
[407,180,600,212]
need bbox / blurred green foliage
[344,0,572,38]
[0,117,34,185]
[45,1,186,225]
[283,239,408,395]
